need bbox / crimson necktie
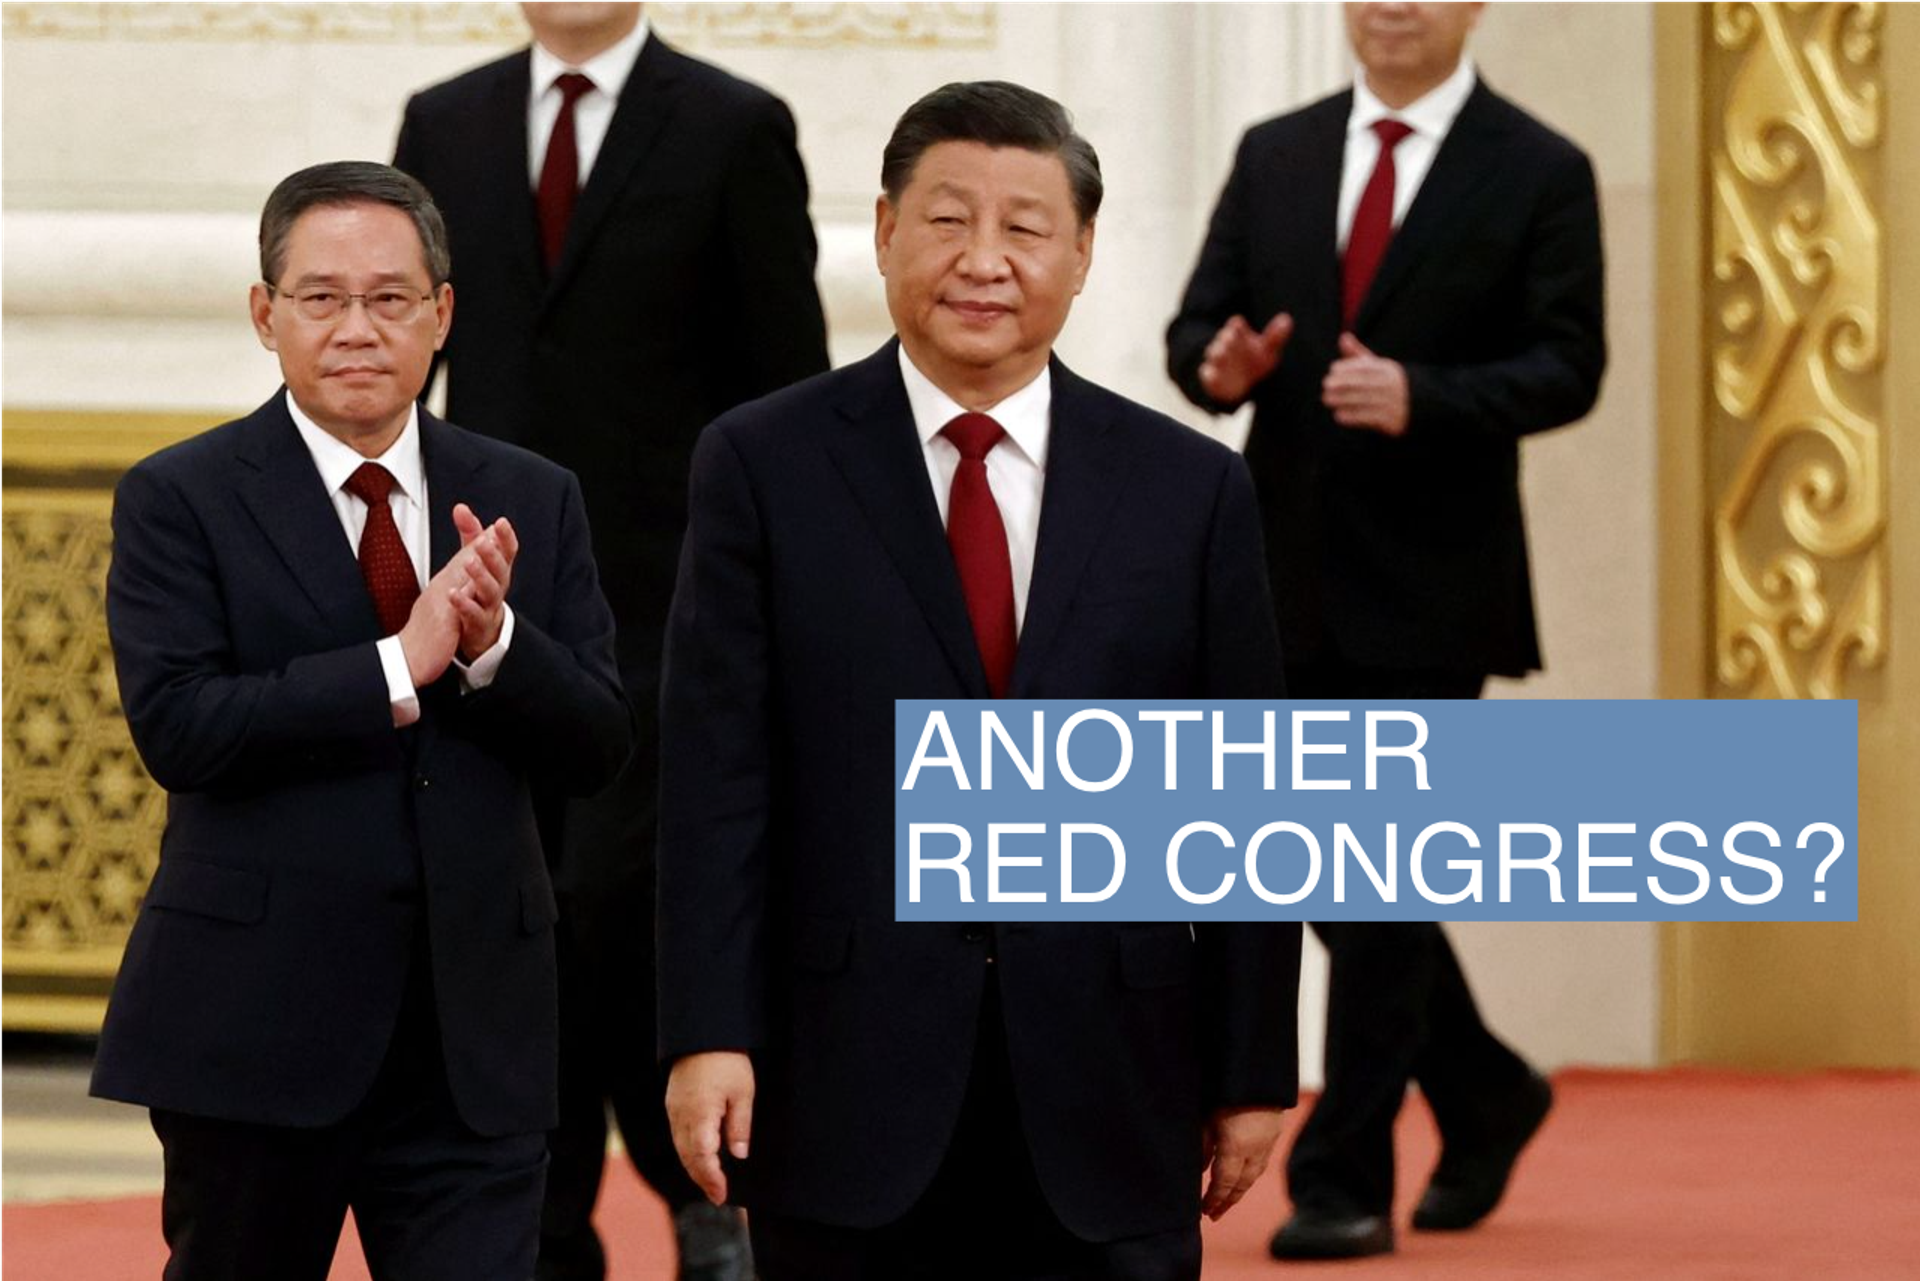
[1342,118,1415,327]
[537,72,596,270]
[343,463,420,636]
[941,414,1017,698]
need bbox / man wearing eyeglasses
[90,160,630,1280]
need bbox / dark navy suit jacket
[91,394,628,1137]
[1168,80,1607,677]
[656,343,1302,1240]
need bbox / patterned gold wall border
[0,2,998,49]
[1706,1,1886,699]
[2,410,218,1032]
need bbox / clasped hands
[663,1049,1284,1221]
[397,503,519,688]
[1198,313,1409,437]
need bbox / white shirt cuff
[376,636,421,728]
[455,605,515,693]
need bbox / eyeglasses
[266,283,439,325]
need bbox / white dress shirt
[1336,57,1478,251]
[286,392,511,726]
[898,347,1050,633]
[527,15,651,189]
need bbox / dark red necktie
[941,414,1016,698]
[1342,118,1415,327]
[537,72,596,269]
[343,462,420,636]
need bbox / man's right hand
[1198,313,1293,406]
[666,1050,756,1206]
[397,556,469,688]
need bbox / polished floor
[9,1051,1920,1280]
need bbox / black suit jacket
[656,344,1301,1241]
[90,395,628,1137]
[395,36,830,881]
[1167,80,1606,677]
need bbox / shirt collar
[897,345,1052,472]
[285,390,424,504]
[1349,55,1477,141]
[529,12,650,103]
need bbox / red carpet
[7,1070,1917,1279]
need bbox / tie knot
[1372,118,1414,149]
[344,462,397,506]
[942,413,1005,462]
[554,72,595,105]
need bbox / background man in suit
[90,161,628,1280]
[657,81,1302,1281]
[1167,1,1606,1262]
[393,5,829,1277]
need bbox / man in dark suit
[657,81,1302,1281]
[392,6,829,1276]
[91,161,629,1281]
[1167,2,1605,1262]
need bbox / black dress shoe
[673,1201,754,1281]
[1412,1070,1554,1232]
[1269,1208,1394,1260]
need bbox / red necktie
[1342,118,1415,327]
[941,414,1017,698]
[343,462,420,636]
[537,72,596,270]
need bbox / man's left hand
[449,503,518,660]
[1322,333,1410,437]
[1201,1106,1286,1221]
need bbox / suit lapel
[420,411,488,576]
[1354,80,1506,332]
[1009,360,1127,695]
[823,345,989,697]
[1300,92,1353,335]
[481,52,546,301]
[234,395,383,638]
[541,36,686,313]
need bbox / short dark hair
[881,81,1103,224]
[258,160,451,287]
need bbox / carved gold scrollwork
[1708,2,1885,699]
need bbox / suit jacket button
[415,774,431,791]
[961,925,987,944]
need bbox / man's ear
[1071,217,1096,297]
[432,282,454,352]
[874,195,897,277]
[248,283,278,351]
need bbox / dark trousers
[539,872,704,1280]
[151,941,547,1281]
[749,978,1201,1281]
[1282,661,1535,1216]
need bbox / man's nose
[956,230,1012,280]
[331,296,381,342]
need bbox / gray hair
[259,160,451,286]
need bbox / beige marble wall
[1,2,1663,1076]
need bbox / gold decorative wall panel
[1706,1,1886,699]
[0,2,998,49]
[2,415,211,1031]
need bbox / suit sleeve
[1167,133,1259,415]
[1403,146,1607,441]
[720,96,831,398]
[1194,454,1302,1109]
[107,463,395,794]
[654,424,775,1061]
[453,471,631,795]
